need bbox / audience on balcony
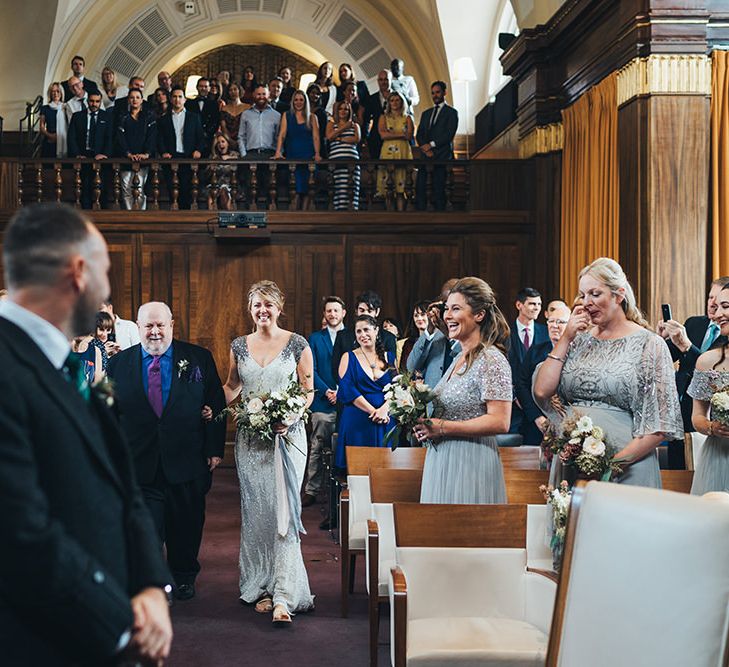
[362,69,392,159]
[61,55,99,101]
[326,101,361,211]
[207,132,239,211]
[307,84,329,158]
[219,82,247,150]
[157,86,205,209]
[112,76,147,131]
[336,63,369,103]
[67,90,113,209]
[275,90,321,210]
[340,80,364,129]
[415,80,459,211]
[268,77,289,114]
[390,58,419,114]
[152,87,170,119]
[40,82,66,158]
[64,76,88,123]
[116,88,157,210]
[315,61,337,116]
[185,77,220,156]
[377,90,414,210]
[216,70,231,102]
[240,65,259,105]
[279,66,296,104]
[100,67,120,109]
[149,70,173,105]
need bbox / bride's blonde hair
[578,257,649,329]
[247,280,285,327]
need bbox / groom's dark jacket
[107,339,226,485]
[0,317,170,665]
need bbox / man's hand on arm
[325,389,337,405]
[125,587,172,665]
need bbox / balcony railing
[11,157,471,212]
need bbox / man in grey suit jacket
[415,81,459,211]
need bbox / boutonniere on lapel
[92,375,115,408]
[178,359,203,383]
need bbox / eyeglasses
[547,319,569,325]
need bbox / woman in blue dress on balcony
[335,314,396,471]
[40,82,66,158]
[274,90,321,210]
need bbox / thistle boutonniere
[93,375,116,408]
[178,359,190,379]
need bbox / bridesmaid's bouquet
[383,370,437,450]
[710,386,729,427]
[540,481,571,572]
[542,412,626,481]
[219,374,311,452]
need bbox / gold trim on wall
[616,54,711,106]
[519,123,564,158]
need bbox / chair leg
[369,596,381,667]
[349,553,357,593]
[341,548,350,618]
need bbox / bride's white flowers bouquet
[218,374,312,452]
[383,370,437,449]
[542,412,626,481]
[540,480,571,571]
[710,386,729,427]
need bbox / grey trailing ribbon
[274,433,306,540]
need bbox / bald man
[107,301,226,601]
[514,300,571,445]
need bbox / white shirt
[516,320,534,346]
[65,94,87,122]
[326,324,343,346]
[172,108,186,154]
[0,300,70,369]
[114,316,140,350]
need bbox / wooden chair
[389,503,557,667]
[340,446,427,617]
[499,445,542,470]
[504,468,550,504]
[366,468,423,667]
[546,482,729,666]
[660,470,694,494]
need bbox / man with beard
[303,296,346,507]
[107,301,226,601]
[0,203,172,666]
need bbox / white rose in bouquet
[247,397,264,414]
[414,381,429,394]
[576,416,594,433]
[393,386,415,409]
[582,435,606,456]
[281,411,300,427]
[270,391,283,401]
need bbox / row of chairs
[339,446,697,666]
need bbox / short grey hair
[137,301,173,321]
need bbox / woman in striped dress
[326,101,361,210]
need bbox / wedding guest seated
[207,132,239,210]
[62,54,99,100]
[335,314,396,472]
[398,300,430,371]
[40,82,65,158]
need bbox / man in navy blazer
[184,77,220,156]
[107,301,225,601]
[415,80,459,211]
[514,301,570,444]
[508,287,548,437]
[303,296,346,507]
[157,86,205,209]
[67,90,113,209]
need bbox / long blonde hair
[449,276,510,372]
[578,257,649,329]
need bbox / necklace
[361,348,378,370]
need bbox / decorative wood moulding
[519,123,563,158]
[616,55,711,106]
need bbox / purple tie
[523,328,530,351]
[147,356,163,417]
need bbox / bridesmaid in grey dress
[413,277,513,503]
[223,281,315,625]
[688,283,729,494]
[535,258,682,487]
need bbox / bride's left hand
[413,418,438,443]
[272,421,289,435]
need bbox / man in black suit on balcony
[61,55,99,101]
[158,86,205,209]
[415,80,459,211]
[184,77,220,156]
[362,69,392,159]
[67,90,113,209]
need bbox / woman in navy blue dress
[40,82,65,158]
[335,314,396,469]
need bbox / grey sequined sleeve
[479,348,513,402]
[231,336,246,361]
[289,333,309,365]
[687,369,719,401]
[632,332,683,440]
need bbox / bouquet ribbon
[274,433,306,539]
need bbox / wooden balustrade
[5,157,471,212]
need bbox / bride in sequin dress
[222,281,314,625]
[534,258,683,487]
[413,277,513,503]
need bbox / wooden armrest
[368,520,380,602]
[390,565,407,667]
[527,566,559,584]
[367,519,379,538]
[340,488,350,548]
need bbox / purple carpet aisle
[168,466,388,666]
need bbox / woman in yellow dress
[377,91,414,210]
